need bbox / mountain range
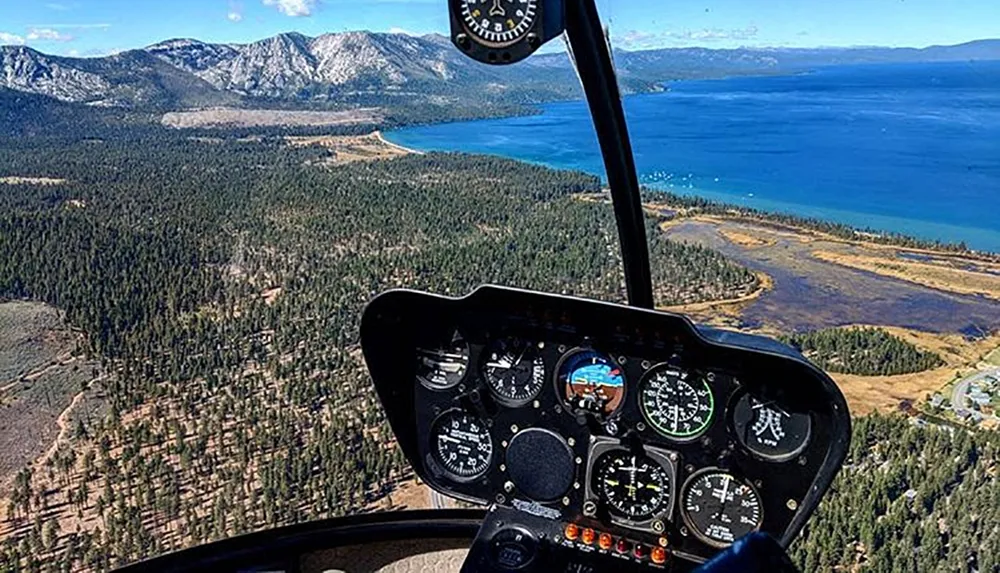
[1,31,998,112]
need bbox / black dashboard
[361,285,851,571]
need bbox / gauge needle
[716,475,731,503]
[604,479,620,486]
[646,483,661,492]
[439,435,461,444]
[489,0,505,17]
[438,362,464,373]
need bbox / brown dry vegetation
[284,132,417,165]
[718,228,776,248]
[812,250,1000,302]
[828,327,1000,415]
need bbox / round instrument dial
[731,393,811,462]
[594,451,671,521]
[430,410,493,480]
[639,366,714,440]
[557,349,625,416]
[459,0,539,48]
[483,338,545,405]
[416,330,469,391]
[681,470,763,548]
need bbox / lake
[387,61,1000,252]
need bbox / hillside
[0,131,768,570]
[1,32,997,115]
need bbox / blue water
[388,61,1000,252]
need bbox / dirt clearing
[162,107,383,128]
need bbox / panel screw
[575,457,582,464]
[456,34,471,50]
[573,482,580,490]
[707,372,716,382]
[583,500,597,516]
[496,494,506,504]
[755,480,763,489]
[527,33,540,48]
[562,497,570,506]
[567,437,576,447]
[680,526,689,537]
[669,452,678,462]
[504,481,514,493]
[652,520,665,534]
[533,400,540,409]
[458,384,466,392]
[798,456,808,466]
[511,424,519,433]
[641,360,651,370]
[501,440,508,448]
[538,342,545,349]
[618,356,628,364]
[787,499,799,511]
[606,421,619,435]
[636,422,647,432]
[558,345,566,353]
[499,464,506,472]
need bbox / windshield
[0,0,998,570]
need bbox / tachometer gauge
[594,451,671,521]
[557,349,625,416]
[415,329,469,391]
[731,393,811,462]
[639,365,714,440]
[430,410,493,480]
[483,338,545,406]
[681,469,763,548]
[458,0,539,48]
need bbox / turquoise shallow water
[388,61,1000,252]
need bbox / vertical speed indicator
[681,470,763,548]
[459,0,539,48]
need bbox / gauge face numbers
[682,470,763,548]
[483,338,545,405]
[416,330,469,391]
[731,393,812,462]
[430,410,493,480]
[594,451,671,521]
[459,0,539,48]
[640,367,714,440]
[558,350,625,416]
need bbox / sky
[0,0,997,57]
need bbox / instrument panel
[362,286,850,569]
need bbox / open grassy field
[986,346,1000,367]
[285,131,417,165]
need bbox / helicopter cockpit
[121,0,850,571]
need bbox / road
[950,368,1000,418]
[429,488,450,510]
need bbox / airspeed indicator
[639,366,715,440]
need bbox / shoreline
[374,130,423,156]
